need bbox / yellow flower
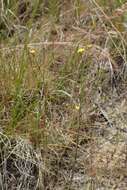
[29,49,36,54]
[77,47,85,54]
[77,44,93,54]
[75,104,80,110]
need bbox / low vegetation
[0,0,127,189]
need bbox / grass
[1,0,127,189]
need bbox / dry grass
[1,0,127,189]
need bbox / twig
[95,102,113,128]
[0,41,75,52]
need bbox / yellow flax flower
[77,47,85,54]
[75,104,80,110]
[29,48,36,54]
[77,44,93,54]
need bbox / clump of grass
[45,0,61,23]
[0,132,41,190]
